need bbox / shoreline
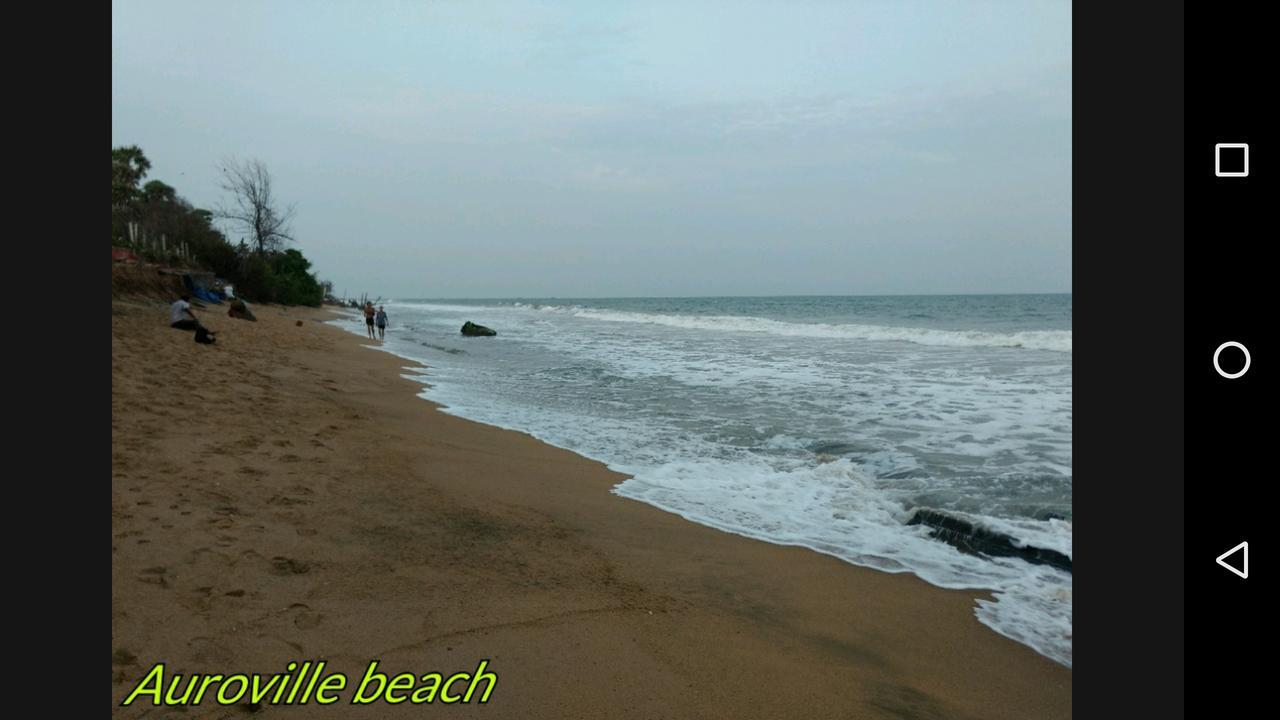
[327,306,1073,667]
[112,299,1071,718]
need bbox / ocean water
[334,295,1072,666]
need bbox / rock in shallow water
[461,321,497,337]
[906,508,1072,573]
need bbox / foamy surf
[328,294,1072,666]
[513,304,1073,353]
[610,458,1073,667]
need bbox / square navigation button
[1215,143,1249,177]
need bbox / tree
[141,180,177,205]
[113,146,153,244]
[109,146,326,305]
[214,157,295,255]
[112,145,151,210]
[270,249,324,306]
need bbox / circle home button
[1213,341,1251,379]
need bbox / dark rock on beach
[461,321,497,337]
[906,508,1072,573]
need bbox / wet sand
[110,298,1071,718]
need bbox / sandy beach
[111,297,1071,718]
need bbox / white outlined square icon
[1215,143,1249,177]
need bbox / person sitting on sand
[170,295,203,331]
[227,297,257,321]
[363,302,377,339]
[171,294,217,342]
[375,305,388,340]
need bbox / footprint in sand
[268,494,310,507]
[270,557,311,575]
[293,609,323,630]
[191,587,216,612]
[138,566,169,589]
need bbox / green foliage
[112,145,151,210]
[234,251,276,303]
[111,146,325,307]
[112,145,152,244]
[196,236,241,280]
[269,249,324,306]
[141,180,177,205]
[220,249,316,306]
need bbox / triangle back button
[1216,541,1248,579]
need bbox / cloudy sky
[112,1,1071,298]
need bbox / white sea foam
[392,301,1072,352]
[326,297,1073,666]
[611,458,1073,666]
[503,305,1072,353]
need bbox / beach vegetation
[111,145,325,306]
[112,145,151,210]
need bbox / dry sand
[111,298,1071,718]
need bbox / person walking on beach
[375,305,388,340]
[363,302,376,339]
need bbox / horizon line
[357,291,1073,301]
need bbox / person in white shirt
[170,295,202,331]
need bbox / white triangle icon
[1216,541,1248,579]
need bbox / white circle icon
[1213,341,1251,379]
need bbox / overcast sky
[112,1,1071,299]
